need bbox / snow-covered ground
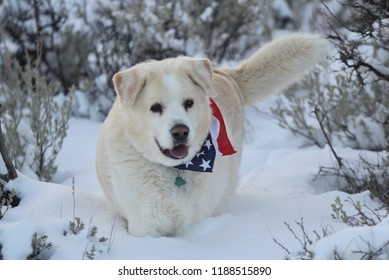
[1,99,388,260]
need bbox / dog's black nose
[170,124,189,141]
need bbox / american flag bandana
[175,99,236,173]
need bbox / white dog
[96,34,328,237]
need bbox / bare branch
[356,59,389,81]
[313,106,343,169]
[0,105,17,181]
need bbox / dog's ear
[112,67,148,109]
[183,58,217,98]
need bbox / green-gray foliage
[271,69,389,151]
[0,188,17,220]
[273,217,332,260]
[270,1,389,206]
[0,48,73,181]
[331,195,388,227]
[26,233,53,260]
[69,217,85,235]
[83,244,97,260]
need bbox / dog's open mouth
[157,141,189,160]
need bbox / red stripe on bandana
[209,98,236,156]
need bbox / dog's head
[112,57,217,166]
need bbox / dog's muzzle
[157,124,190,160]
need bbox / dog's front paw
[126,203,190,237]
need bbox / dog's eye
[150,103,163,114]
[183,99,194,110]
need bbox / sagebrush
[0,47,73,181]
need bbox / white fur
[96,34,328,237]
[225,34,329,105]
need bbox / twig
[272,238,291,256]
[107,216,117,254]
[313,106,343,169]
[295,218,313,247]
[0,104,17,181]
[72,177,76,221]
[353,240,389,260]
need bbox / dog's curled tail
[224,34,328,106]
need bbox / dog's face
[112,57,217,166]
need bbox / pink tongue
[170,144,189,159]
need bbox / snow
[313,217,389,260]
[1,0,388,262]
[1,97,388,260]
[199,6,214,22]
